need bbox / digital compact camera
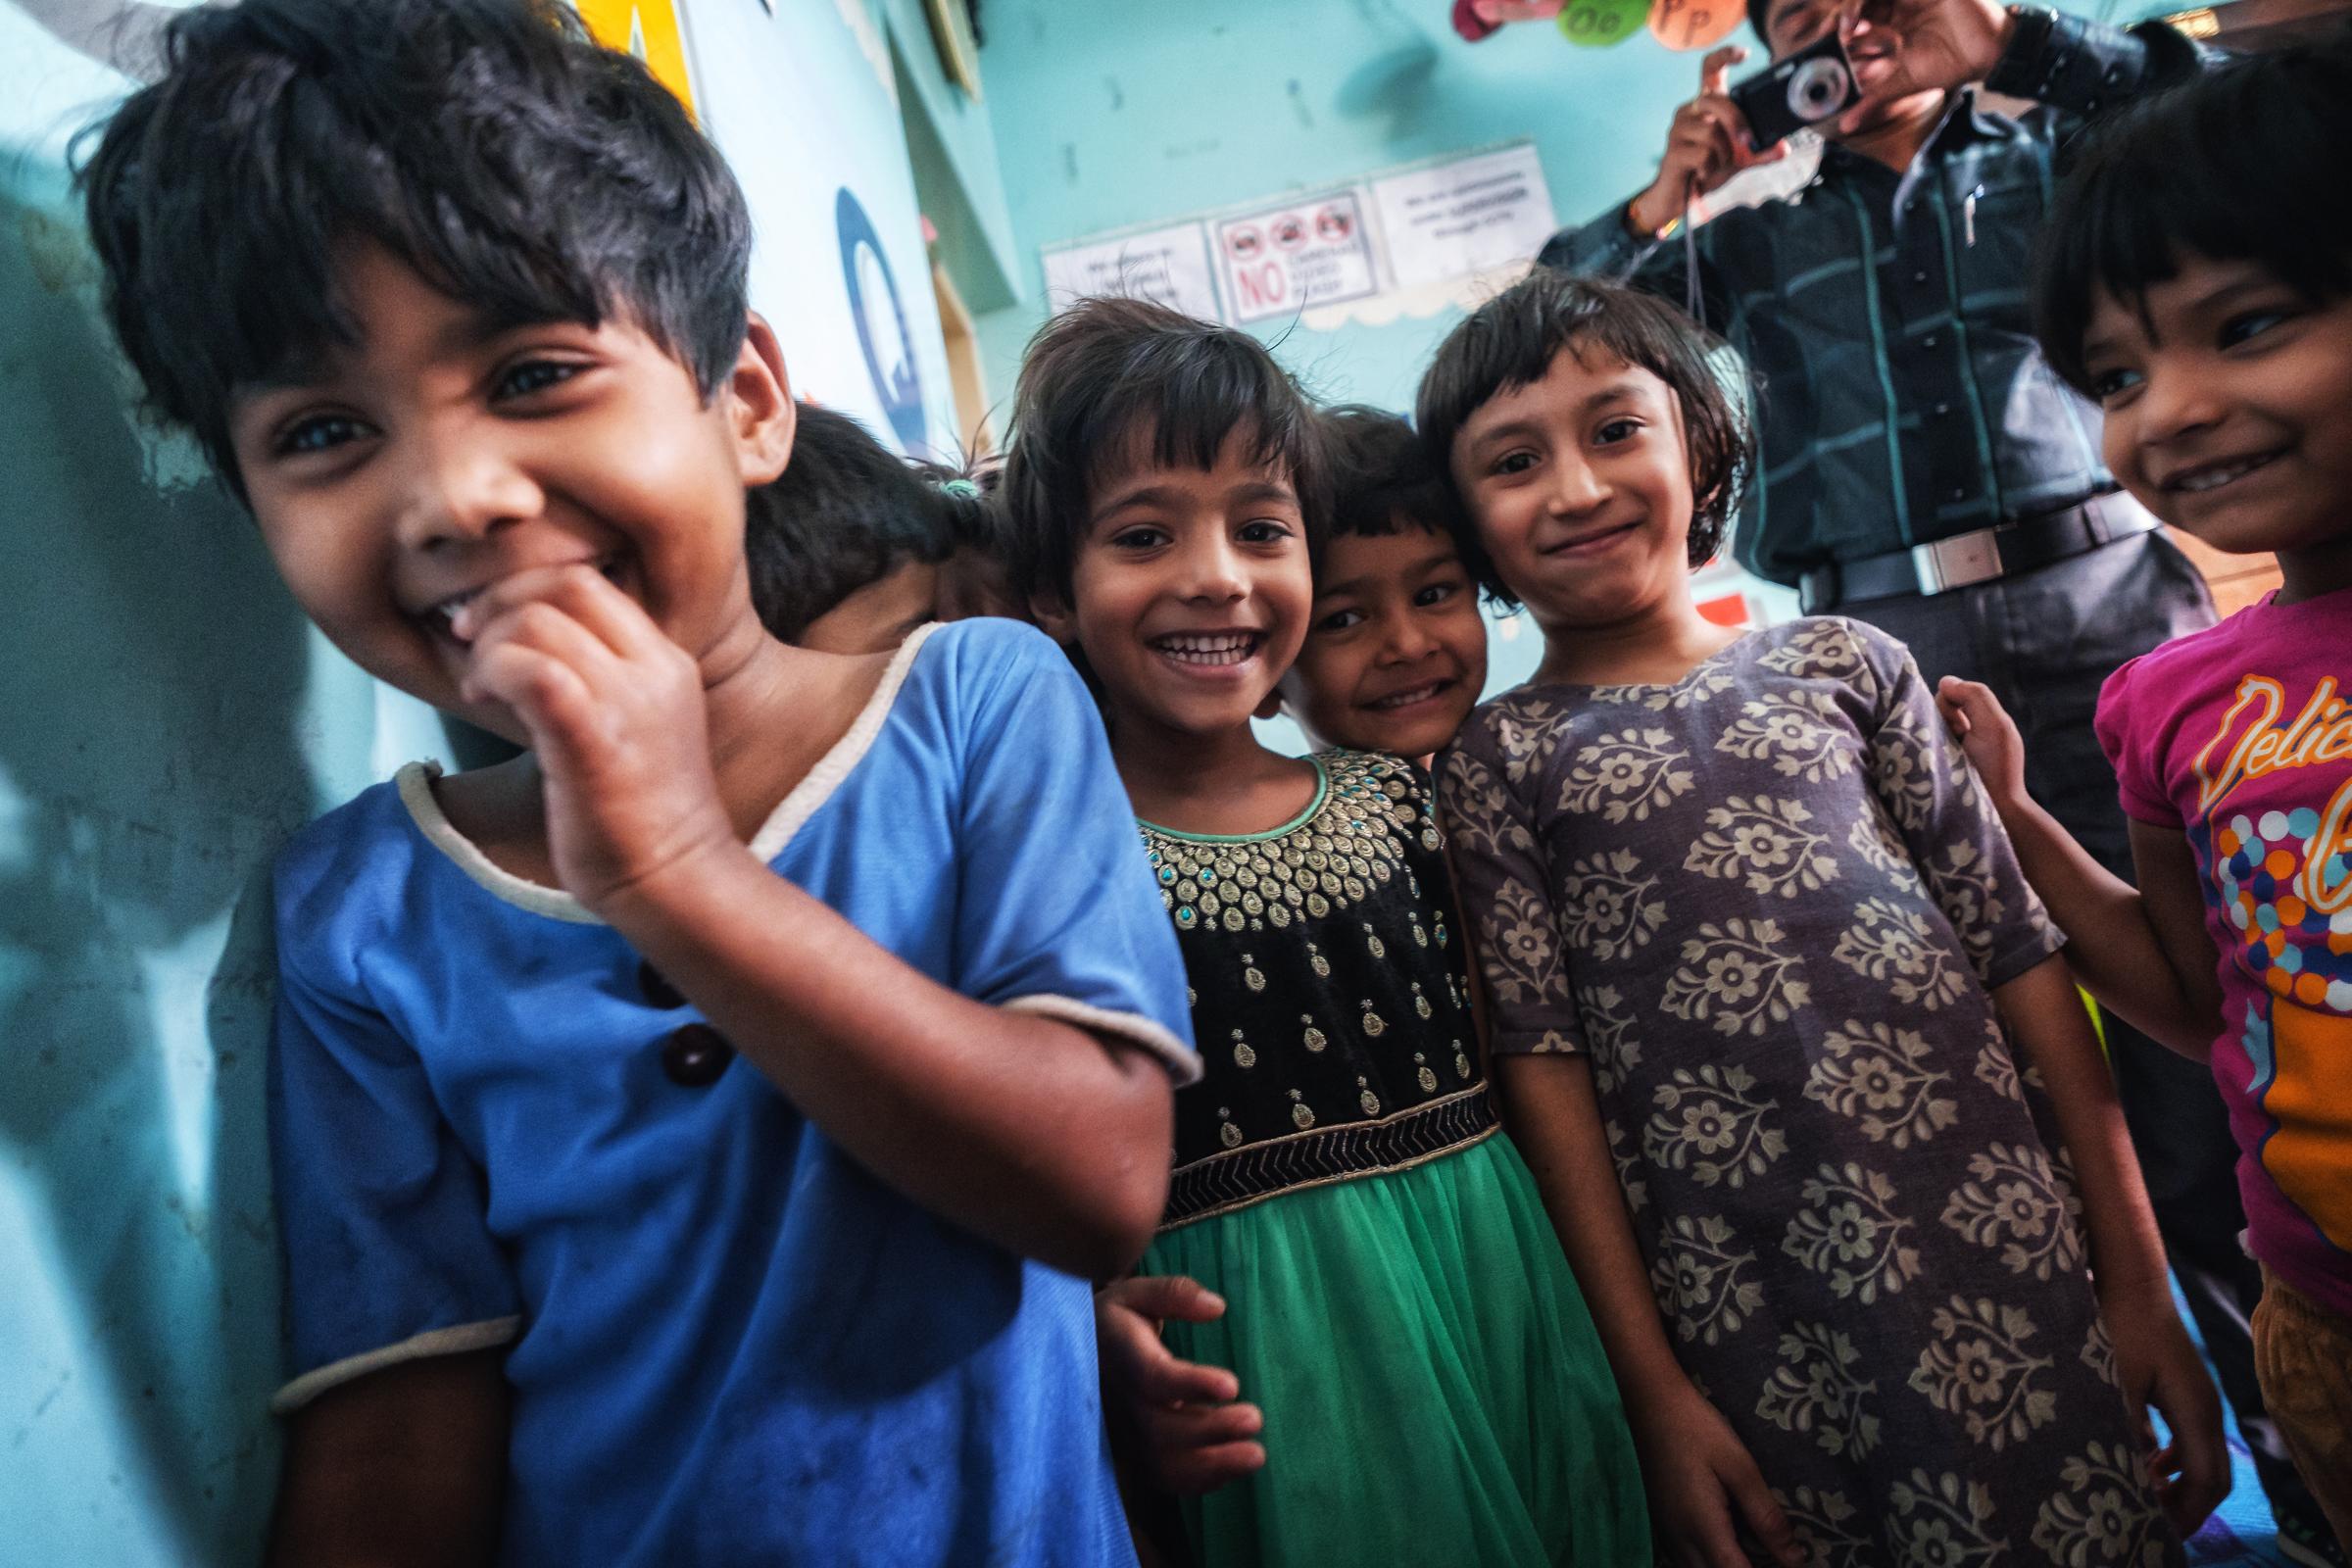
[1730,32,1863,149]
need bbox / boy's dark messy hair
[1415,272,1752,605]
[747,406,979,641]
[77,0,752,493]
[999,296,1327,604]
[2034,34,2352,394]
[1320,404,1459,543]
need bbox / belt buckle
[1910,529,2003,595]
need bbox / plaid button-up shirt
[1543,14,2203,588]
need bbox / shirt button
[661,1023,735,1087]
[1924,333,1941,350]
[1933,402,1952,416]
[1949,485,1969,502]
[2104,63,2125,85]
[1912,270,1930,284]
[639,959,686,1010]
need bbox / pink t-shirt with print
[2096,585,2352,1320]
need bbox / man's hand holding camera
[1627,0,2022,238]
[1626,44,1787,238]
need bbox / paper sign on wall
[1040,140,1555,329]
[1368,144,1555,294]
[1214,193,1381,324]
[1042,220,1223,322]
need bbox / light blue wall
[0,16,458,1554]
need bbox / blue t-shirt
[268,620,1196,1567]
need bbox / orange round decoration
[1648,0,1745,50]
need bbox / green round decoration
[1556,0,1648,46]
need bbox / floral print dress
[1439,617,2181,1568]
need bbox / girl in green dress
[1000,300,1647,1568]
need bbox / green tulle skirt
[1140,1132,1649,1568]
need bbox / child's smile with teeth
[1050,432,1313,745]
[1152,630,1264,667]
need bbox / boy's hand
[2099,1281,2231,1535]
[1096,1276,1265,1495]
[452,564,737,911]
[1936,675,2029,811]
[1628,46,1790,237]
[1635,1381,1805,1568]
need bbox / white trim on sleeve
[1004,995,1200,1087]
[270,1315,523,1416]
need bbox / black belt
[1797,494,2161,614]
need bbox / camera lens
[1787,57,1851,121]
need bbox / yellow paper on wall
[574,0,698,117]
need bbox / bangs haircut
[999,296,1327,603]
[1320,404,1460,542]
[1416,272,1752,604]
[2034,35,2352,394]
[77,0,753,492]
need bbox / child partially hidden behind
[1002,299,1646,1567]
[79,1,1196,1562]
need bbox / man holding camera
[1544,3,2339,1557]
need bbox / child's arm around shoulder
[1937,670,2223,1058]
[456,578,1186,1282]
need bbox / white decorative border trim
[271,1315,522,1415]
[397,623,941,924]
[1004,996,1201,1087]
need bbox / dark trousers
[1841,528,2329,1535]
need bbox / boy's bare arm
[270,1349,509,1567]
[1936,677,2219,1058]
[1988,956,2229,1532]
[626,857,1175,1281]
[1498,1054,1803,1568]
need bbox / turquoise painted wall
[0,17,458,1553]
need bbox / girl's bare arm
[1500,1054,1801,1568]
[1989,955,2229,1531]
[270,1350,509,1567]
[1938,677,2221,1057]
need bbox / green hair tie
[938,477,983,500]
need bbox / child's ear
[1029,590,1078,647]
[732,314,797,486]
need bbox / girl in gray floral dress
[1417,272,2227,1566]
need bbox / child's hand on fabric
[1095,1276,1265,1495]
[2099,1283,2231,1534]
[452,564,736,911]
[1935,675,2029,810]
[1634,1381,1804,1568]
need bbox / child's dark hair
[1321,404,1458,543]
[1415,272,1752,605]
[77,0,752,492]
[2034,35,2352,394]
[999,296,1327,603]
[747,406,989,640]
